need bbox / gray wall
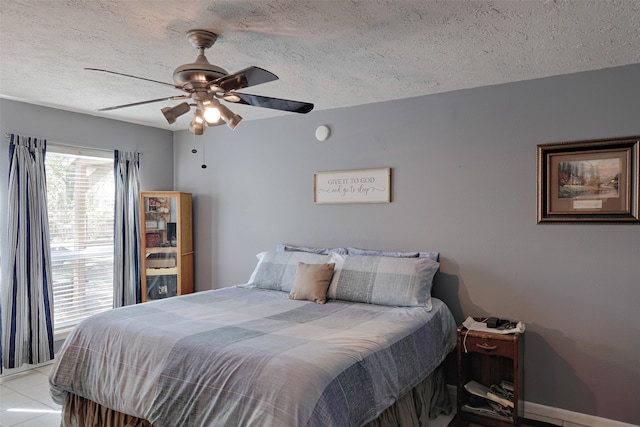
[175,64,640,424]
[0,99,175,191]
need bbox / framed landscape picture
[537,136,639,224]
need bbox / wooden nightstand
[455,320,524,427]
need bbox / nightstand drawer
[462,333,515,358]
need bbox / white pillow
[247,251,268,284]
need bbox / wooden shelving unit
[140,191,193,302]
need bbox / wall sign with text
[313,168,391,204]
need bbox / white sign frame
[313,168,391,204]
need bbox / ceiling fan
[88,29,314,134]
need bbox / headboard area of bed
[257,243,441,307]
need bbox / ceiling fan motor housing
[173,61,227,88]
[173,29,228,89]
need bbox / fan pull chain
[191,132,197,153]
[201,138,207,169]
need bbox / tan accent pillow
[288,262,336,304]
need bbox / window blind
[46,150,114,331]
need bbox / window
[46,147,114,332]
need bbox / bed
[49,247,457,427]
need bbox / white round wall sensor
[315,125,331,141]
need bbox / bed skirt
[60,365,451,427]
[364,364,451,427]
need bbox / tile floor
[0,364,61,427]
[0,364,456,427]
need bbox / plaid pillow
[249,251,329,292]
[327,253,439,309]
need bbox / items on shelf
[145,252,177,268]
[464,380,514,418]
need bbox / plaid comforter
[49,285,456,427]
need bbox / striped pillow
[327,253,439,309]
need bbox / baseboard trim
[447,385,636,427]
[524,401,637,427]
[0,361,53,379]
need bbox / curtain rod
[3,132,141,156]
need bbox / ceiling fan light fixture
[197,97,222,125]
[161,102,191,124]
[189,109,205,135]
[226,114,243,130]
[203,105,221,125]
[217,103,243,130]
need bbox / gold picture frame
[537,136,639,224]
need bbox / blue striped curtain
[1,135,55,370]
[113,150,141,307]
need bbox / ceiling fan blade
[212,67,279,92]
[97,95,191,111]
[222,92,313,114]
[85,68,178,88]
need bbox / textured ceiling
[1,0,639,131]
